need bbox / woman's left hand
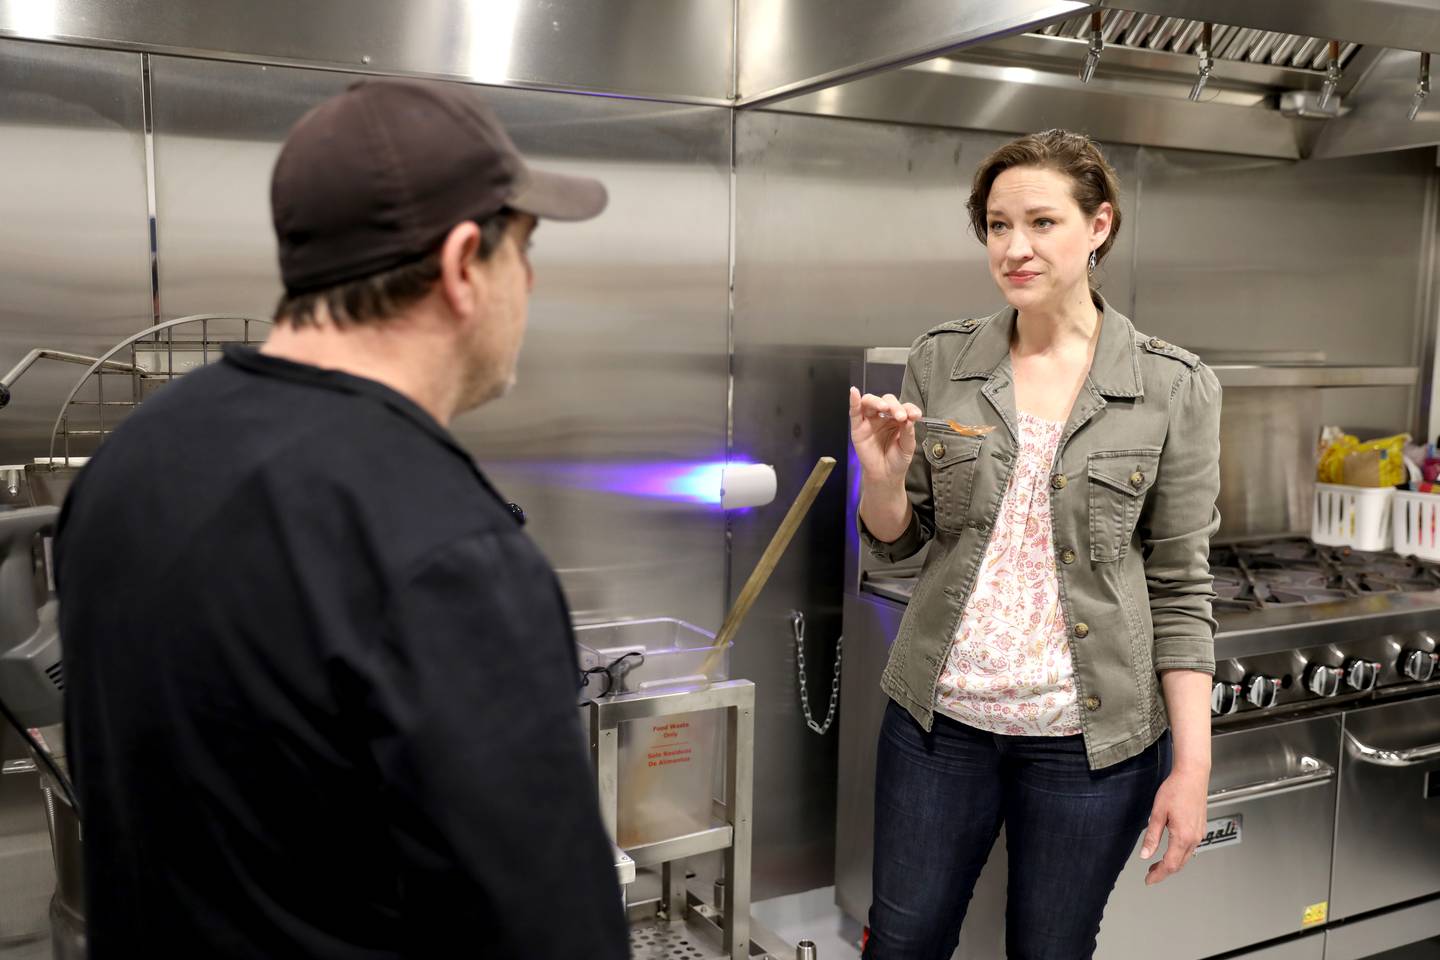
[1139,766,1208,885]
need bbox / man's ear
[438,221,483,319]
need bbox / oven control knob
[1304,664,1343,698]
[1211,681,1241,716]
[1243,675,1280,710]
[1401,648,1439,682]
[1343,659,1381,692]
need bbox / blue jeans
[865,700,1171,960]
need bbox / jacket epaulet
[925,316,988,337]
[1137,334,1200,369]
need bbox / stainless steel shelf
[627,825,735,867]
[864,346,1418,390]
[865,347,909,365]
[1210,364,1418,388]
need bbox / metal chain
[793,611,842,735]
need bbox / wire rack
[45,314,271,464]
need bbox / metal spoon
[876,412,996,437]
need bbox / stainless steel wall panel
[1130,145,1434,535]
[0,39,153,462]
[1213,389,1321,540]
[732,110,1138,897]
[736,0,1088,105]
[150,56,732,632]
[0,0,733,103]
[735,115,1139,348]
[0,35,153,948]
[148,60,352,320]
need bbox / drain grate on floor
[629,918,727,960]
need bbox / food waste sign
[647,720,692,767]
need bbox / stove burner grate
[1209,537,1440,610]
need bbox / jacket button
[1074,622,1090,638]
[1060,548,1076,565]
[1052,474,1067,490]
[1130,470,1145,488]
[1149,338,1167,349]
[1084,696,1101,711]
[932,442,946,459]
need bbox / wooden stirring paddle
[697,457,836,680]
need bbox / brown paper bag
[1341,449,1384,487]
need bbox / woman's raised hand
[849,387,923,489]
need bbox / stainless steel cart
[589,678,795,959]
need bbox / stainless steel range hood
[758,1,1440,161]
[1035,11,1362,72]
[1097,0,1440,56]
[1312,47,1440,158]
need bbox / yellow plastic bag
[1318,432,1410,487]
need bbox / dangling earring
[1088,250,1098,274]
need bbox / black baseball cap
[271,78,608,296]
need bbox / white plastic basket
[1393,490,1440,561]
[1312,483,1394,552]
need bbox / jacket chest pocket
[924,433,983,533]
[1088,449,1161,562]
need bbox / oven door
[1233,932,1325,960]
[1331,694,1440,921]
[1325,894,1440,959]
[1096,714,1340,960]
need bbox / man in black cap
[56,80,629,958]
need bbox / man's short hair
[274,209,515,329]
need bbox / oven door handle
[1345,731,1440,768]
[1206,756,1336,805]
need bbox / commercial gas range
[835,351,1440,960]
[864,538,1440,725]
[840,537,1440,960]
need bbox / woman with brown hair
[848,129,1221,959]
